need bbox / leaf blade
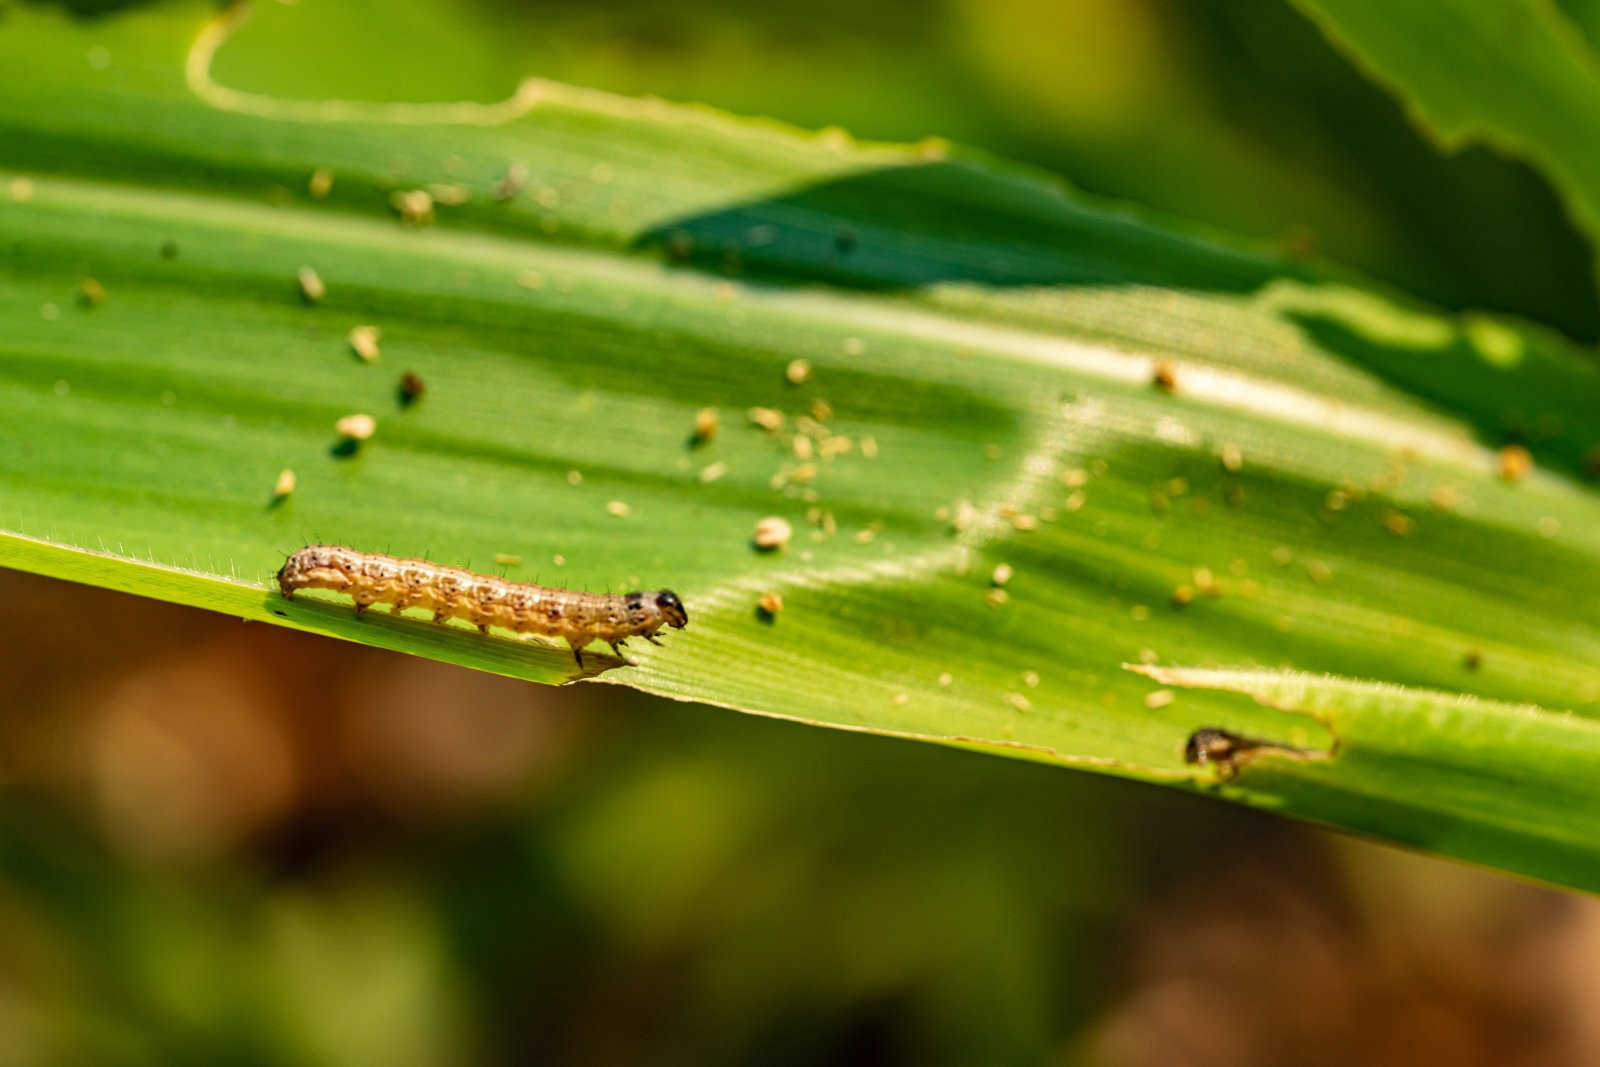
[3,1,1600,890]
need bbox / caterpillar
[1183,727,1331,782]
[276,545,687,667]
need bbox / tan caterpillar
[276,545,687,666]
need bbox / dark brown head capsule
[1184,727,1247,767]
[655,590,688,628]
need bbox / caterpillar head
[655,590,688,628]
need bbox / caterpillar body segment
[276,545,687,666]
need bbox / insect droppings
[390,188,435,225]
[347,325,381,362]
[1151,360,1178,393]
[275,545,687,667]
[1144,688,1175,709]
[747,407,783,432]
[298,266,326,303]
[752,516,792,551]
[335,413,376,440]
[1497,444,1533,482]
[1383,510,1415,536]
[272,468,296,501]
[692,407,719,444]
[397,371,425,407]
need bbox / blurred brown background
[5,567,1600,1066]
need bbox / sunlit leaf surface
[3,1,1599,888]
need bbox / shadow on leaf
[633,161,1302,294]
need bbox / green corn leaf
[3,1,1599,889]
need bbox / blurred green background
[6,1,1600,1064]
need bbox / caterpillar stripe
[276,545,687,666]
